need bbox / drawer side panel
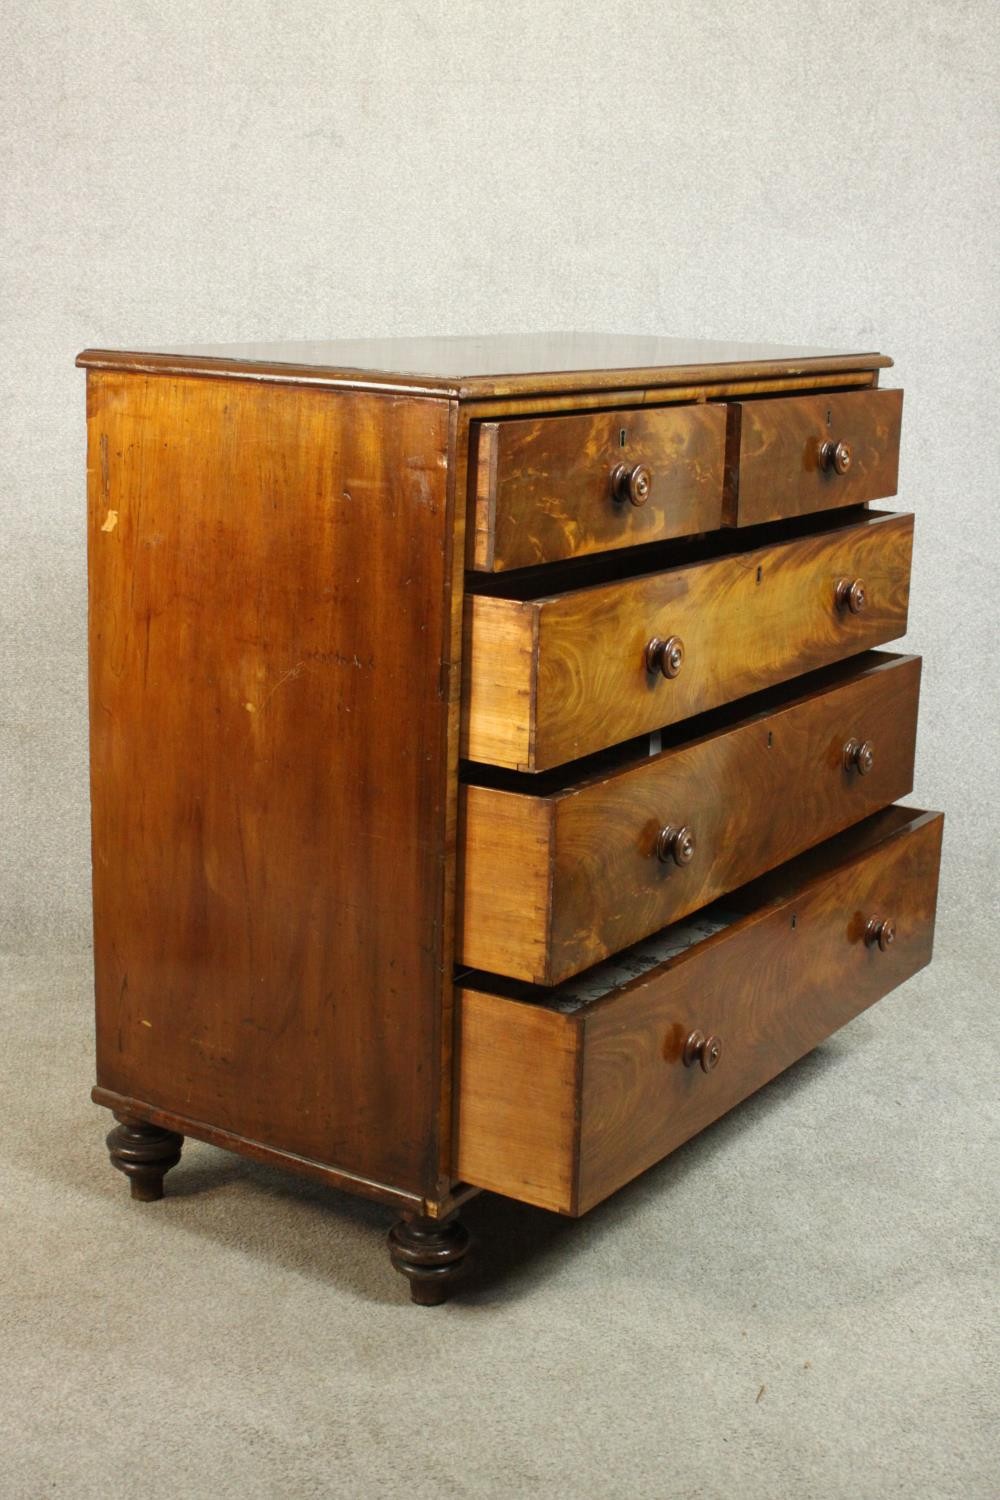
[455,991,580,1213]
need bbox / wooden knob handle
[865,916,896,952]
[645,635,684,678]
[820,439,853,474]
[843,738,875,775]
[835,577,867,614]
[656,824,696,867]
[683,1030,722,1072]
[610,462,652,507]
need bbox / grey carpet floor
[2,938,996,1500]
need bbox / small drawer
[724,388,903,527]
[459,652,921,984]
[470,404,727,571]
[456,805,943,1215]
[461,509,913,771]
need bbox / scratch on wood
[244,661,306,715]
[100,431,109,505]
[101,509,119,532]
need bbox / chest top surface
[76,331,891,399]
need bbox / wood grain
[454,991,579,1214]
[462,510,914,771]
[456,807,943,1214]
[725,388,903,526]
[459,785,554,985]
[470,403,726,571]
[459,653,921,983]
[460,595,537,768]
[87,371,457,1202]
[459,370,879,422]
[78,332,892,401]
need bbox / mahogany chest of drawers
[77,333,942,1303]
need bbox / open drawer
[459,652,922,984]
[724,387,903,527]
[462,509,914,771]
[455,806,943,1215]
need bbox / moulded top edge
[76,332,892,400]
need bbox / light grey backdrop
[2,0,998,954]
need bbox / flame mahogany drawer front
[462,509,914,772]
[78,333,939,1305]
[470,386,903,571]
[724,388,904,528]
[470,403,728,571]
[456,807,944,1216]
[459,652,922,985]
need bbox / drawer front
[471,404,727,571]
[725,388,903,527]
[459,653,921,984]
[462,510,913,771]
[456,807,943,1214]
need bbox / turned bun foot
[388,1213,472,1305]
[106,1114,183,1201]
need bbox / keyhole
[767,731,773,748]
[619,427,627,447]
[756,565,763,584]
[826,408,833,425]
[791,913,798,929]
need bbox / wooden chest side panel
[86,372,455,1195]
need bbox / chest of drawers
[77,334,942,1304]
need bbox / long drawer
[462,510,914,771]
[459,652,921,984]
[456,806,943,1215]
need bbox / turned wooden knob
[843,738,875,775]
[683,1030,722,1072]
[835,577,867,614]
[865,916,896,952]
[610,462,652,507]
[820,439,853,474]
[656,824,696,867]
[645,635,685,678]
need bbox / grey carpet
[2,932,996,1499]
